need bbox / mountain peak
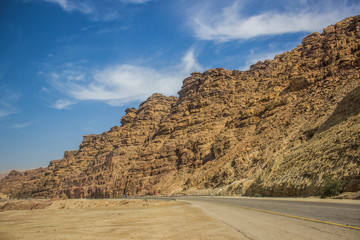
[1,16,359,198]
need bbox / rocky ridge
[1,16,359,198]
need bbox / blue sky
[0,0,359,171]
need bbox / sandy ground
[0,199,243,240]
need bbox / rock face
[0,171,11,181]
[1,16,359,198]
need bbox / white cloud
[32,0,116,21]
[0,86,20,118]
[0,109,17,118]
[43,0,67,9]
[43,0,93,14]
[46,49,202,107]
[239,49,285,71]
[35,0,153,21]
[40,87,50,93]
[187,0,360,42]
[51,99,75,109]
[119,0,152,3]
[14,122,32,128]
[182,49,202,73]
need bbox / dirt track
[0,199,243,240]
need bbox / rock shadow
[317,84,360,134]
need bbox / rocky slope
[0,170,11,181]
[1,16,359,198]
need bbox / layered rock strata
[1,16,359,198]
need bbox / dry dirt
[0,198,243,240]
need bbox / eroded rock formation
[1,16,359,198]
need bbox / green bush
[321,179,342,198]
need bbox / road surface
[178,196,360,240]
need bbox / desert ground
[1,197,359,240]
[0,198,242,240]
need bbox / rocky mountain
[0,171,11,181]
[1,16,359,198]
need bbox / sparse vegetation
[321,179,342,198]
[253,193,262,197]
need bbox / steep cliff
[1,16,359,198]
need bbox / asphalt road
[178,196,360,228]
[177,196,360,240]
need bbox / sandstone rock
[0,16,359,198]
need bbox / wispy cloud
[41,0,116,21]
[34,0,153,21]
[13,122,33,128]
[0,109,18,118]
[43,0,93,14]
[119,0,153,4]
[239,49,285,71]
[96,26,129,35]
[50,99,75,109]
[45,49,202,107]
[0,86,20,118]
[187,0,360,42]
